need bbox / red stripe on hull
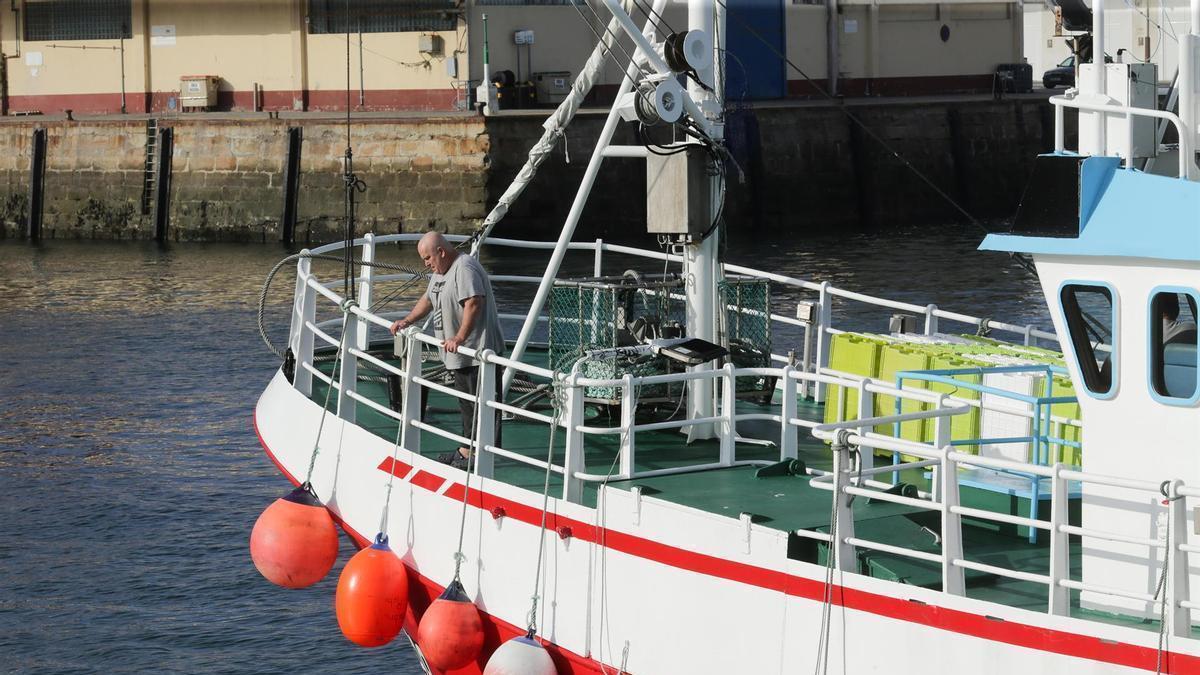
[378,457,414,479]
[254,403,1200,673]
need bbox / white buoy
[483,635,557,675]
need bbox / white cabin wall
[1034,255,1200,621]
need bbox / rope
[711,0,1038,276]
[1154,480,1183,674]
[301,305,353,489]
[451,365,486,583]
[256,252,425,359]
[814,437,849,675]
[525,372,566,634]
[977,317,993,338]
[377,399,407,536]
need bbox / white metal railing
[277,232,1200,639]
[809,408,1194,639]
[287,233,1065,490]
[1051,94,1196,178]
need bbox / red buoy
[249,485,338,589]
[416,579,485,671]
[335,534,409,647]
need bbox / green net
[720,277,773,395]
[548,275,685,401]
[547,274,773,402]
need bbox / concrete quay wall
[0,98,1066,242]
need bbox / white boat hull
[255,370,1199,674]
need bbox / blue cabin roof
[981,156,1200,263]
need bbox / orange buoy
[416,579,485,671]
[249,484,338,589]
[483,635,557,675]
[335,534,409,647]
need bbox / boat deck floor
[308,348,1181,637]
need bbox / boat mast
[1183,0,1200,180]
[683,0,725,440]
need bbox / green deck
[308,346,1179,637]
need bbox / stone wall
[0,97,1072,243]
[0,115,490,243]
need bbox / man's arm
[389,294,433,335]
[443,296,482,353]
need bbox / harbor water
[0,228,1048,674]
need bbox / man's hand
[443,335,464,353]
[389,318,408,336]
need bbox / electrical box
[418,34,443,56]
[1078,62,1158,160]
[533,71,570,105]
[179,75,219,111]
[647,145,710,236]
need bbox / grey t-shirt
[425,253,505,370]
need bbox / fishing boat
[251,0,1200,671]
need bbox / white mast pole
[1181,0,1200,180]
[682,0,723,441]
[501,0,668,394]
[1092,0,1107,154]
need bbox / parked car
[1042,55,1076,89]
[1042,53,1114,89]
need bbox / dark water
[0,229,1048,674]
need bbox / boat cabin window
[1060,284,1116,396]
[1150,290,1198,402]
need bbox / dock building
[0,0,1024,115]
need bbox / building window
[1149,289,1198,402]
[1060,283,1116,397]
[24,0,131,42]
[308,0,458,34]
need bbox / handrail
[1050,94,1194,177]
[299,232,1057,355]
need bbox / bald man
[390,231,505,467]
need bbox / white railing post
[337,312,358,423]
[294,255,315,397]
[780,365,798,460]
[400,332,422,454]
[936,408,965,596]
[474,351,497,479]
[856,380,874,474]
[593,238,604,277]
[924,304,939,336]
[831,437,857,573]
[288,251,308,355]
[356,233,375,351]
[562,372,586,503]
[1054,102,1065,153]
[1047,462,1070,616]
[720,363,736,466]
[1024,324,1035,347]
[814,281,833,404]
[1167,479,1191,638]
[620,374,636,478]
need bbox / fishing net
[719,277,774,395]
